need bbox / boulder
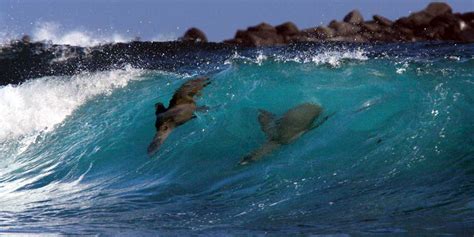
[230,23,285,46]
[362,21,382,32]
[329,20,361,36]
[276,22,299,36]
[396,12,433,29]
[428,13,463,40]
[373,15,393,26]
[459,26,474,42]
[302,26,335,39]
[329,34,367,42]
[395,2,453,29]
[248,22,276,32]
[221,2,472,45]
[425,2,452,16]
[180,27,208,42]
[21,35,32,44]
[393,26,416,41]
[344,10,364,24]
[459,12,474,27]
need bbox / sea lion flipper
[258,109,276,138]
[155,102,167,115]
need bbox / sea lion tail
[257,109,276,139]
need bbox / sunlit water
[0,43,473,235]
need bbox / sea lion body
[240,103,324,165]
[147,77,210,155]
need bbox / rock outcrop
[223,22,286,46]
[180,27,208,43]
[222,2,474,46]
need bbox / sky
[1,0,473,44]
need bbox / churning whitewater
[0,44,473,235]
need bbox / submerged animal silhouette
[240,103,328,165]
[147,77,210,155]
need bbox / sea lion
[147,77,210,155]
[240,103,329,165]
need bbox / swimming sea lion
[147,77,210,155]
[240,103,329,165]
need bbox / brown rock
[397,12,433,28]
[231,23,285,46]
[362,21,382,32]
[428,13,463,40]
[301,26,335,39]
[344,10,364,24]
[329,35,367,42]
[395,2,454,29]
[460,12,474,27]
[329,20,361,36]
[247,32,285,46]
[459,26,474,42]
[276,22,299,36]
[373,15,393,26]
[425,2,452,16]
[248,22,276,32]
[393,26,416,41]
[180,27,208,42]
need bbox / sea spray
[0,66,144,150]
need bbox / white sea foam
[225,48,368,67]
[32,22,130,47]
[0,66,144,143]
[277,48,368,66]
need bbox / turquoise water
[0,44,473,235]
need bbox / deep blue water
[0,43,473,235]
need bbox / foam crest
[225,48,368,67]
[275,48,368,66]
[32,22,130,47]
[0,66,144,142]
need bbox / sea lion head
[147,116,176,155]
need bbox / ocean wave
[0,66,144,147]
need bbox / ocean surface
[0,43,473,235]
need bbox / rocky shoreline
[0,2,473,86]
[210,2,473,46]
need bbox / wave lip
[0,66,144,145]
